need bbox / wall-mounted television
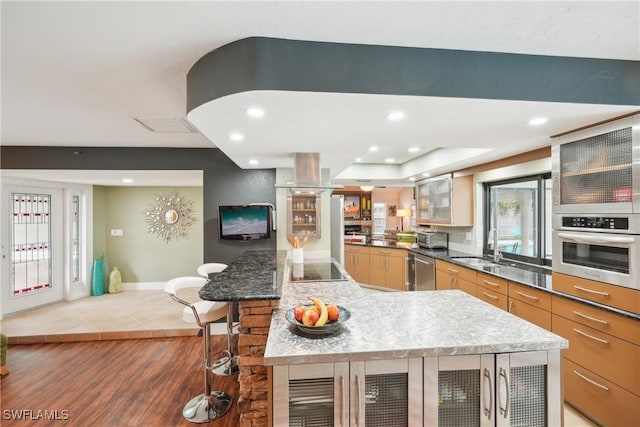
[219,205,272,241]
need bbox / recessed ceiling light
[422,172,430,177]
[248,159,259,165]
[408,147,420,153]
[122,178,133,183]
[387,111,404,121]
[385,158,395,163]
[229,132,244,142]
[355,157,362,162]
[409,177,416,182]
[246,107,264,118]
[528,117,548,126]
[369,146,378,152]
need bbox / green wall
[97,186,203,283]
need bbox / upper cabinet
[416,174,473,226]
[287,192,321,238]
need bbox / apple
[302,308,320,326]
[293,305,307,322]
[326,304,340,322]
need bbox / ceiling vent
[134,118,198,133]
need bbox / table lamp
[397,209,411,232]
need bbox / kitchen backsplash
[418,225,479,255]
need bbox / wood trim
[458,146,551,175]
[550,110,640,138]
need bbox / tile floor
[0,289,596,426]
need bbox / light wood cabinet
[563,358,640,427]
[476,272,509,311]
[552,291,640,426]
[435,260,477,296]
[415,174,473,226]
[369,247,407,291]
[344,244,370,284]
[287,192,321,237]
[507,282,552,330]
[552,272,640,315]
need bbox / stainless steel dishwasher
[414,253,436,291]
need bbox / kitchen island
[201,250,568,426]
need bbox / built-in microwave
[552,214,640,290]
[551,115,640,215]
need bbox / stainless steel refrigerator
[330,195,345,266]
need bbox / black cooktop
[290,262,348,282]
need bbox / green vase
[92,259,104,296]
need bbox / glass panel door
[2,185,63,315]
[372,202,386,238]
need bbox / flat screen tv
[219,205,272,241]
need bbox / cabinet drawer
[508,299,551,330]
[477,272,508,295]
[552,272,640,314]
[345,244,370,255]
[436,260,477,282]
[476,286,508,310]
[369,247,405,258]
[563,358,640,427]
[552,314,639,395]
[508,282,552,311]
[552,295,640,345]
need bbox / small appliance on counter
[416,231,448,249]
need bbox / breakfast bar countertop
[263,259,568,366]
[199,249,288,302]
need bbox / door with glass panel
[2,185,63,315]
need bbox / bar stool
[164,276,233,423]
[197,263,239,377]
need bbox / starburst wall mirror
[144,192,197,243]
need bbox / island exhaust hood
[275,153,343,191]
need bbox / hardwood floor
[0,336,240,426]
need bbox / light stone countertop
[263,259,568,366]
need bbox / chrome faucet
[489,228,502,263]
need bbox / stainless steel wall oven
[552,214,640,290]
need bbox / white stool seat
[197,263,228,278]
[183,300,229,324]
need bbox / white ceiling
[2,1,639,187]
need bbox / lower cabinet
[368,248,407,291]
[344,245,370,284]
[435,260,477,296]
[272,350,561,426]
[273,358,422,426]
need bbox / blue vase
[92,259,104,296]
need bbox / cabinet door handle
[573,328,609,345]
[508,300,514,313]
[574,369,610,391]
[340,375,346,426]
[515,290,539,301]
[498,367,509,419]
[482,368,493,420]
[482,291,499,300]
[355,374,361,426]
[572,310,609,325]
[482,279,499,288]
[447,267,459,274]
[574,285,609,297]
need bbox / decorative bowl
[285,304,351,336]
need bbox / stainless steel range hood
[275,153,343,191]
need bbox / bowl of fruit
[286,296,350,336]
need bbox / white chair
[195,263,239,377]
[164,276,232,423]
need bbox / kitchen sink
[452,257,497,266]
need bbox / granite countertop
[199,250,288,302]
[264,260,568,366]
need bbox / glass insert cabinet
[287,191,322,238]
[272,350,561,426]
